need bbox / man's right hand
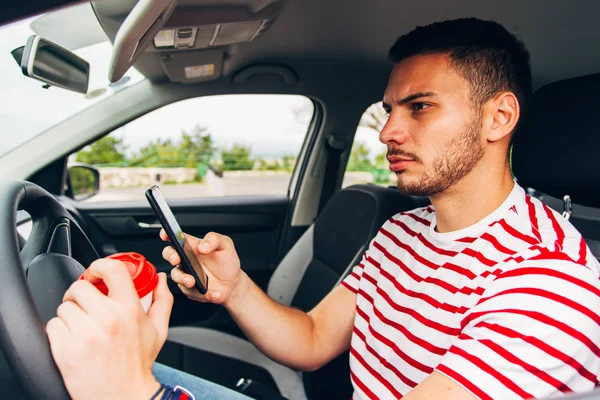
[161,230,247,306]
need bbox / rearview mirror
[15,35,90,94]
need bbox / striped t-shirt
[341,183,600,399]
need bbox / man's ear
[483,92,520,142]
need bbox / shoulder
[475,256,600,330]
[497,190,595,264]
[384,205,434,231]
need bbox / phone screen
[151,187,185,247]
[148,186,208,291]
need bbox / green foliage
[69,167,97,200]
[129,125,216,168]
[256,159,281,171]
[79,125,298,173]
[281,154,296,172]
[75,136,127,165]
[255,154,296,172]
[347,142,373,171]
[179,125,216,167]
[375,149,387,167]
[221,144,254,171]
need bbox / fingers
[63,280,108,315]
[47,315,70,337]
[177,284,206,302]
[147,273,173,343]
[46,317,70,356]
[56,301,89,332]
[197,232,230,255]
[161,246,180,266]
[82,259,139,306]
[170,265,195,288]
[159,229,169,242]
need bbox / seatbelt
[318,134,347,213]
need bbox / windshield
[0,4,145,157]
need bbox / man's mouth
[387,156,415,172]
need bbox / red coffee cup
[79,252,158,313]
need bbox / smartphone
[145,185,208,294]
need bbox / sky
[109,94,316,159]
[0,6,386,161]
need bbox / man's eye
[411,102,430,112]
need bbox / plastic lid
[79,252,158,299]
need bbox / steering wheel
[0,180,100,399]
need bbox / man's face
[381,53,485,196]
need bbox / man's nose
[379,114,409,145]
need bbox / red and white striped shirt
[341,183,600,399]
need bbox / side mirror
[13,35,90,94]
[66,164,100,201]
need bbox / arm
[46,259,174,400]
[227,274,356,371]
[403,372,474,400]
[162,230,356,371]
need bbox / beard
[393,115,484,197]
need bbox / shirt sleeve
[340,227,385,294]
[340,254,366,294]
[436,258,600,400]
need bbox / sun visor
[146,2,283,52]
[160,48,223,83]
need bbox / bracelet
[150,383,166,400]
[162,385,175,400]
[151,383,195,400]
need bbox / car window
[70,94,314,203]
[342,101,392,188]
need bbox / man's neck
[429,165,515,233]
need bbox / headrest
[512,73,600,208]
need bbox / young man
[47,18,600,399]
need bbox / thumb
[197,232,229,254]
[147,273,173,342]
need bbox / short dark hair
[389,18,532,128]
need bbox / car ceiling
[7,0,600,92]
[83,0,600,91]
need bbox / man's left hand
[46,259,174,400]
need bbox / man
[47,18,600,399]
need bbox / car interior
[1,1,600,399]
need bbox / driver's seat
[156,183,427,399]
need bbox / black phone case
[145,188,208,295]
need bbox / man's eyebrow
[397,92,437,105]
[382,92,436,112]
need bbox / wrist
[224,270,250,309]
[136,376,162,400]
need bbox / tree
[256,158,281,171]
[375,149,387,167]
[347,142,373,171]
[129,125,216,168]
[179,125,216,167]
[75,136,127,165]
[359,101,388,132]
[221,144,254,171]
[136,138,175,158]
[281,154,296,172]
[129,138,176,167]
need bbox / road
[84,172,377,203]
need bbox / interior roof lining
[89,0,600,90]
